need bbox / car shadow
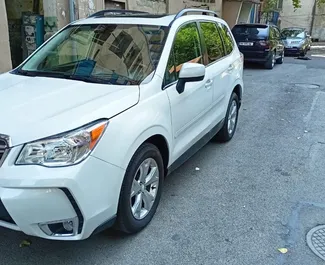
[243,62,266,70]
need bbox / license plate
[239,42,253,46]
[286,46,293,48]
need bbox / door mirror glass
[176,62,205,94]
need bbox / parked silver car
[281,27,311,56]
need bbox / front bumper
[0,146,125,240]
[284,47,304,54]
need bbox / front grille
[0,137,9,167]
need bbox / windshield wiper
[14,69,111,84]
[65,74,112,84]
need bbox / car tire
[116,143,164,234]
[300,49,307,57]
[276,52,284,64]
[213,92,239,143]
[264,51,275,69]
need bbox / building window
[109,31,133,59]
[277,0,283,9]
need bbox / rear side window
[200,22,224,64]
[232,25,269,41]
[164,22,203,86]
[218,23,234,55]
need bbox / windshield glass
[20,24,169,85]
[281,29,305,39]
[232,25,268,41]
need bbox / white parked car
[0,8,243,240]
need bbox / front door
[163,22,213,159]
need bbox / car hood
[0,73,139,146]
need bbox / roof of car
[233,23,269,27]
[72,8,222,27]
[282,27,305,30]
[74,14,177,27]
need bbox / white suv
[0,9,243,240]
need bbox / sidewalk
[311,42,325,49]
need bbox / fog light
[39,217,78,237]
[63,220,74,232]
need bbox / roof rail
[175,8,218,19]
[89,9,149,18]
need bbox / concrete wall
[222,1,241,29]
[0,1,12,72]
[128,0,166,14]
[168,0,221,15]
[237,2,253,24]
[280,0,313,30]
[312,4,325,41]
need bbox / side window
[200,22,224,64]
[217,23,234,55]
[164,22,203,86]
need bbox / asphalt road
[2,52,325,265]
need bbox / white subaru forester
[0,8,243,240]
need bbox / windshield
[232,25,268,41]
[281,29,305,39]
[19,24,169,85]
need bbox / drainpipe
[69,0,75,22]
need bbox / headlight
[16,120,108,167]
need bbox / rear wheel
[264,51,275,69]
[116,143,164,234]
[213,93,239,142]
[276,51,284,64]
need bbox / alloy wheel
[130,158,159,220]
[227,100,238,135]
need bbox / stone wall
[312,4,325,41]
[280,0,314,31]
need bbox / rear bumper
[241,50,271,62]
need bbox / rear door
[199,21,228,123]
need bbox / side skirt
[167,118,225,176]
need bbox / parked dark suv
[232,23,284,69]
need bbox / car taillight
[259,40,269,48]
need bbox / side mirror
[176,62,205,94]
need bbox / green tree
[292,0,325,9]
[264,0,325,10]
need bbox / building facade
[0,0,260,72]
[276,0,325,41]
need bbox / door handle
[205,79,213,89]
[228,64,234,71]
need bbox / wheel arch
[123,126,172,174]
[232,82,243,108]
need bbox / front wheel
[116,143,164,234]
[213,93,239,142]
